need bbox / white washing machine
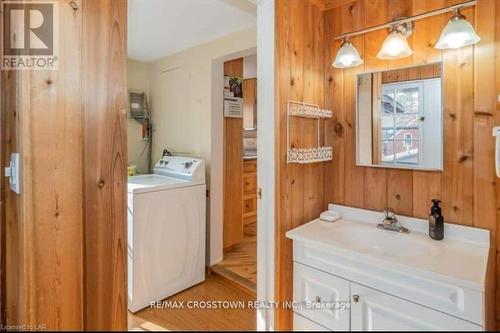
[127,156,206,313]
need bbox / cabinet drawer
[243,160,257,173]
[243,173,257,194]
[294,263,350,331]
[293,242,483,325]
[351,283,481,331]
[243,196,257,218]
[293,313,330,331]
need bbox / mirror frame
[355,62,444,172]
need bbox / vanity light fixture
[435,8,480,49]
[377,22,414,60]
[331,0,479,63]
[332,38,364,68]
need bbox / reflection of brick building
[381,90,420,165]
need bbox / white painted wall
[127,59,152,174]
[244,54,257,79]
[150,26,256,171]
[148,26,257,267]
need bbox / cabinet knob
[352,294,360,303]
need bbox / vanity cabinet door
[293,313,330,331]
[350,284,481,331]
[293,263,350,331]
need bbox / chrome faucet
[377,208,410,233]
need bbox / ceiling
[128,0,257,62]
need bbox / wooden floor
[128,274,256,331]
[214,223,256,292]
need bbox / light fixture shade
[332,40,363,68]
[435,12,480,49]
[377,30,413,60]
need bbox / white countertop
[286,204,490,292]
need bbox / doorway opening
[210,56,258,295]
[125,0,258,331]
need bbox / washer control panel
[153,156,205,182]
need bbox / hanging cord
[68,1,79,11]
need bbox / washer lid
[128,174,196,194]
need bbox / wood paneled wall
[1,1,85,328]
[324,0,489,229]
[82,0,128,330]
[1,53,22,328]
[275,0,326,329]
[276,0,499,330]
[223,58,244,249]
[497,2,500,327]
[0,59,6,329]
[323,0,498,329]
[381,62,441,83]
[1,0,127,330]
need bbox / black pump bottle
[429,199,444,240]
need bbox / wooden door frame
[0,59,7,330]
[209,47,256,267]
[256,0,275,330]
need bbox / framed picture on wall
[224,76,243,118]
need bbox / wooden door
[223,58,244,249]
[0,0,127,330]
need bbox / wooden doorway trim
[82,0,128,330]
[0,50,12,332]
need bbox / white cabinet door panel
[293,313,330,331]
[350,283,481,331]
[294,263,350,331]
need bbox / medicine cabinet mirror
[356,63,443,171]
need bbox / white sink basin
[332,225,439,259]
[286,205,490,291]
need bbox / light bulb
[332,39,363,68]
[377,29,413,60]
[436,9,480,49]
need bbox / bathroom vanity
[286,205,490,331]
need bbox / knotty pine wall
[275,0,499,330]
[83,0,128,330]
[1,0,128,329]
[275,0,326,329]
[323,0,498,329]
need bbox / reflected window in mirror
[357,63,443,171]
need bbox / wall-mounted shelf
[288,147,333,164]
[287,101,333,164]
[288,101,333,118]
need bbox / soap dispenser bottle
[429,199,444,240]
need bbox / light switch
[4,153,20,194]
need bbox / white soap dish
[320,210,342,222]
